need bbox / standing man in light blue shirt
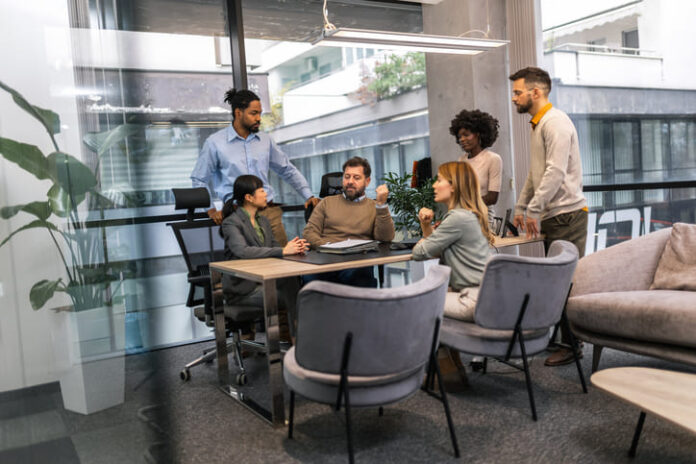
[191,88,319,245]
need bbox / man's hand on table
[513,214,539,238]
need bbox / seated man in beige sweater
[303,156,395,287]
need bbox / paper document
[319,239,375,249]
[318,239,378,254]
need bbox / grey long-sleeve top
[412,208,490,291]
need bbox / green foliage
[261,81,295,130]
[368,52,426,99]
[0,79,133,311]
[30,279,65,310]
[382,171,441,237]
[0,80,61,136]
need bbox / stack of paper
[318,239,379,254]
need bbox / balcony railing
[544,42,663,87]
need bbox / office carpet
[1,342,695,464]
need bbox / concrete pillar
[423,0,515,228]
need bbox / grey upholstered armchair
[283,264,458,463]
[437,240,586,421]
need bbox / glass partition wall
[0,0,431,375]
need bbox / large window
[542,0,696,252]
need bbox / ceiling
[109,0,424,41]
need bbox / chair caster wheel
[235,373,248,386]
[180,369,191,381]
[471,361,485,372]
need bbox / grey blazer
[221,207,283,297]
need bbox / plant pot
[50,304,126,414]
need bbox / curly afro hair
[448,109,500,150]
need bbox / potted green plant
[0,80,135,414]
[382,171,441,238]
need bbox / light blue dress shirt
[190,125,313,203]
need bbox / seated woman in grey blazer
[221,175,309,338]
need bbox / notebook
[318,239,379,254]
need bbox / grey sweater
[412,208,490,291]
[515,107,586,221]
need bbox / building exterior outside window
[542,0,696,253]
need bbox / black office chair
[304,172,387,288]
[168,188,264,385]
[304,171,343,222]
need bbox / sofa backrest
[570,228,671,297]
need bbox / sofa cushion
[567,290,696,349]
[650,223,696,291]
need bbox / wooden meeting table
[209,234,543,427]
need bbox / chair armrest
[188,275,210,287]
[570,228,671,297]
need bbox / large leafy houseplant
[382,171,441,238]
[0,80,133,312]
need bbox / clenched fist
[375,184,389,205]
[418,207,434,224]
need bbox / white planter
[50,304,126,414]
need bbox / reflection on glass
[586,188,696,254]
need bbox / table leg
[264,278,286,427]
[628,411,646,457]
[211,269,230,385]
[215,276,285,427]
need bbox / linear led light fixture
[314,28,508,55]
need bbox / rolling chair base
[179,332,267,384]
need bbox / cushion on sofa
[567,290,696,349]
[650,222,696,291]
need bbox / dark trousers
[541,208,588,344]
[540,208,589,259]
[302,266,377,288]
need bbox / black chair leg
[628,411,646,458]
[423,355,436,392]
[518,336,537,421]
[433,352,461,458]
[549,321,561,348]
[288,391,295,439]
[482,357,488,374]
[562,312,587,393]
[344,385,355,464]
[378,406,383,417]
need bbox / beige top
[515,107,586,220]
[302,194,395,249]
[458,149,502,197]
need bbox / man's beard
[516,100,532,114]
[248,123,260,133]
[344,186,365,201]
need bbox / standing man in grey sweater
[509,67,588,367]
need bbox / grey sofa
[567,227,696,371]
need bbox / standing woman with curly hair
[449,109,502,225]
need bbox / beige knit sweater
[303,194,395,248]
[515,107,587,221]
